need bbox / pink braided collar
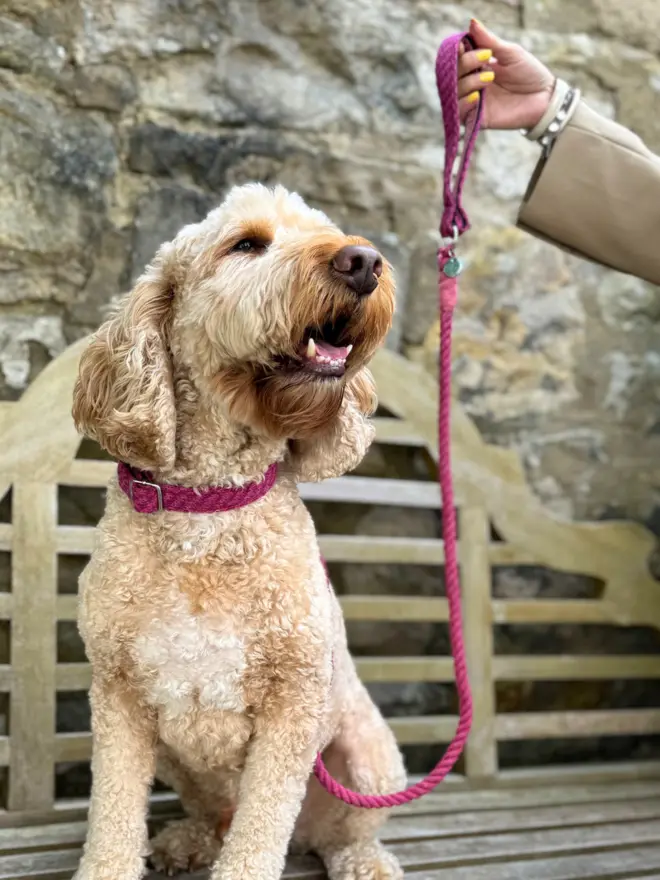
[117,461,279,514]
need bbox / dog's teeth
[347,344,353,354]
[307,338,316,358]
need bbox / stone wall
[2,0,660,781]
[2,0,659,527]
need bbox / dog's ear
[72,245,177,472]
[286,367,377,482]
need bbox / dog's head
[73,184,395,473]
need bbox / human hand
[458,19,554,130]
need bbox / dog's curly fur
[72,184,406,880]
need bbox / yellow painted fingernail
[480,71,495,83]
[477,49,492,62]
[467,91,480,104]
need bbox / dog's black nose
[332,245,383,296]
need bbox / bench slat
[404,845,660,880]
[6,817,660,878]
[300,476,443,508]
[6,796,660,853]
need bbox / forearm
[518,100,660,285]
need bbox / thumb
[469,18,519,64]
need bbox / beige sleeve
[517,100,660,286]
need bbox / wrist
[527,84,554,131]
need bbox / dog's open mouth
[299,336,353,376]
[282,318,355,378]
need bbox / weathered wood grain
[7,815,660,879]
[9,482,57,810]
[6,795,660,852]
[460,506,497,778]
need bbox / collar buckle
[128,477,164,512]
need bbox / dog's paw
[149,819,221,876]
[324,841,403,880]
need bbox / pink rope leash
[313,31,485,808]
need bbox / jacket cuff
[517,101,660,285]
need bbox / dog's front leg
[211,707,322,880]
[75,677,157,880]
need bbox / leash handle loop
[437,33,484,239]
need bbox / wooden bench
[0,340,659,878]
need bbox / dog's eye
[231,238,268,255]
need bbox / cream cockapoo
[72,184,407,880]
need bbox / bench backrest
[0,341,657,811]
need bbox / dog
[72,183,407,880]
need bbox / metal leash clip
[442,225,463,278]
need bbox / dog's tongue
[299,338,352,371]
[300,338,351,364]
[314,341,349,360]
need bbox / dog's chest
[134,595,247,718]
